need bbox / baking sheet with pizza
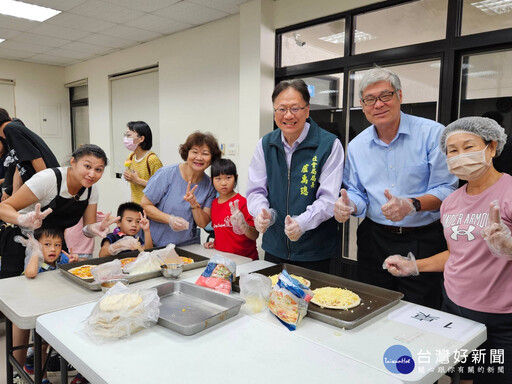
[59,247,210,291]
[233,264,403,330]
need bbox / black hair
[272,79,310,104]
[0,108,12,126]
[127,121,153,150]
[117,201,143,218]
[0,136,8,157]
[210,158,238,185]
[72,144,108,166]
[34,227,64,242]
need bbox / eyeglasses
[361,91,397,106]
[273,104,309,115]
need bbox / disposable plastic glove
[481,201,512,260]
[381,189,415,222]
[108,236,141,255]
[168,214,189,232]
[382,252,420,276]
[14,233,44,268]
[254,208,277,234]
[229,200,249,235]
[17,203,52,230]
[82,213,119,238]
[334,189,356,223]
[284,215,304,242]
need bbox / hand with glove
[284,215,304,242]
[15,233,44,277]
[108,236,141,255]
[381,189,415,222]
[229,199,249,235]
[382,252,420,276]
[168,214,189,231]
[481,201,512,260]
[17,203,52,230]
[254,208,277,234]
[83,213,119,238]
[334,189,356,223]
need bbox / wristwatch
[411,198,421,212]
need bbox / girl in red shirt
[204,159,259,260]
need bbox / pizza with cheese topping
[180,256,194,264]
[120,257,137,267]
[310,287,361,310]
[269,273,311,288]
[68,265,95,280]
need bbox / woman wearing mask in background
[141,131,220,247]
[123,121,163,204]
[384,117,512,384]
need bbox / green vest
[262,118,339,261]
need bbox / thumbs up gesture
[284,215,303,242]
[334,189,356,223]
[381,189,415,222]
[254,208,277,234]
[481,200,512,260]
[229,199,249,235]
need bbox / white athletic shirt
[19,167,99,214]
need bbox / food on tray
[69,265,95,279]
[180,256,194,264]
[269,273,310,288]
[310,287,361,310]
[269,290,300,324]
[99,292,143,312]
[120,257,137,267]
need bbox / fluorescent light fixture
[471,0,512,15]
[0,0,61,22]
[0,38,5,43]
[319,30,376,44]
[465,70,498,77]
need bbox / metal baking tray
[233,264,403,330]
[59,247,209,291]
[155,281,245,336]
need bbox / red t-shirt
[211,194,258,260]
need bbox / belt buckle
[397,226,403,234]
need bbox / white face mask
[446,145,490,181]
[123,137,138,151]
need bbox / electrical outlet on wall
[227,143,237,156]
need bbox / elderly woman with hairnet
[383,117,512,384]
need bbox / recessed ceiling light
[471,0,512,15]
[0,39,5,43]
[0,0,61,22]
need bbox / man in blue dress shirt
[335,67,458,309]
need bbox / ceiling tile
[102,0,181,13]
[100,24,163,42]
[0,28,22,40]
[9,32,70,48]
[129,14,193,34]
[46,47,96,59]
[45,12,116,33]
[22,0,88,12]
[0,40,52,54]
[69,0,144,24]
[59,41,114,55]
[79,33,136,49]
[27,24,92,40]
[188,0,246,15]
[0,15,39,32]
[0,47,35,59]
[27,53,80,66]
[154,1,229,25]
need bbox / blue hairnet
[440,116,507,156]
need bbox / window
[461,0,512,35]
[68,83,89,151]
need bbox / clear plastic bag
[123,251,161,275]
[195,254,236,295]
[268,269,314,331]
[84,282,161,343]
[239,273,272,313]
[155,244,181,264]
[91,259,124,283]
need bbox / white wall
[0,59,71,165]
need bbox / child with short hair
[204,159,259,260]
[99,201,153,257]
[13,227,79,383]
